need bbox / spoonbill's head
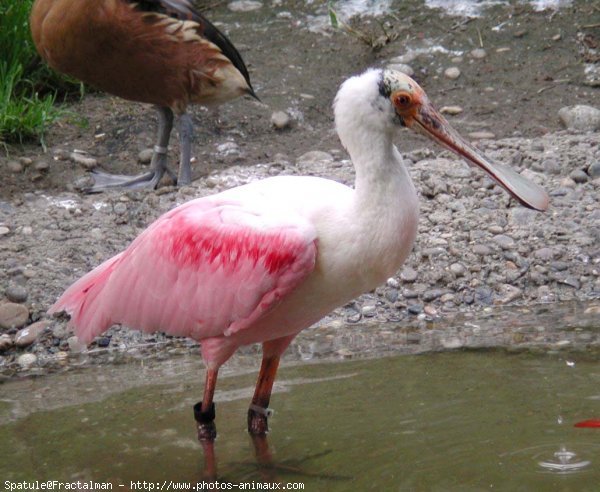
[336,69,549,212]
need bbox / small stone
[384,289,399,303]
[558,105,600,132]
[228,0,262,11]
[34,160,50,172]
[496,284,522,304]
[15,320,50,348]
[68,336,87,353]
[387,63,414,76]
[0,334,13,351]
[271,111,291,130]
[0,226,10,236]
[361,305,377,317]
[70,152,98,170]
[0,303,29,330]
[514,30,528,38]
[17,353,37,369]
[400,267,418,283]
[5,285,28,303]
[386,277,400,288]
[422,289,444,302]
[570,169,589,183]
[423,305,437,316]
[560,276,581,289]
[468,131,496,140]
[493,234,515,250]
[407,304,423,315]
[440,105,463,115]
[470,48,487,59]
[138,148,154,164]
[297,150,333,166]
[7,160,23,173]
[584,306,600,315]
[542,158,561,175]
[473,244,491,255]
[450,263,466,276]
[588,161,600,179]
[97,337,111,348]
[444,67,461,80]
[535,247,559,261]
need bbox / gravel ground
[1,126,599,378]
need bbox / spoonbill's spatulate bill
[49,69,548,441]
[30,0,256,192]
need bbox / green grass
[0,0,80,146]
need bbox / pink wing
[49,197,318,344]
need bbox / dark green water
[1,351,599,491]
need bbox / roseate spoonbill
[30,0,256,192]
[49,69,548,441]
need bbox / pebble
[588,161,600,179]
[5,284,28,303]
[422,289,444,302]
[0,334,13,351]
[468,131,496,140]
[17,353,37,369]
[271,111,292,130]
[387,63,414,76]
[0,303,29,330]
[470,48,487,59]
[297,150,334,166]
[15,320,50,347]
[407,304,423,315]
[138,148,154,164]
[558,105,600,132]
[493,234,515,250]
[0,226,10,236]
[570,169,588,183]
[361,304,377,317]
[34,160,50,172]
[542,158,561,175]
[7,160,23,173]
[444,67,461,79]
[228,0,262,11]
[473,244,491,255]
[68,336,87,353]
[440,105,463,115]
[534,247,559,261]
[450,263,466,277]
[400,267,418,283]
[70,152,98,170]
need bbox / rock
[422,289,444,302]
[444,67,461,79]
[472,244,491,255]
[407,304,423,315]
[0,334,13,351]
[493,234,515,250]
[400,267,418,283]
[468,131,496,140]
[138,148,154,164]
[228,0,262,11]
[450,263,466,276]
[570,169,588,183]
[0,226,10,236]
[34,160,50,172]
[542,158,561,175]
[0,303,29,330]
[361,304,377,317]
[15,320,50,348]
[470,48,487,59]
[297,150,333,166]
[588,161,600,179]
[7,160,23,173]
[17,353,37,369]
[70,152,98,170]
[558,105,600,132]
[271,111,291,130]
[496,284,522,304]
[97,337,111,348]
[384,289,399,303]
[440,105,463,115]
[534,247,559,261]
[68,336,87,353]
[387,63,414,76]
[5,285,28,303]
[386,277,400,288]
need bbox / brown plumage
[31,0,256,191]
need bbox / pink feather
[49,197,317,345]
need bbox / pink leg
[195,368,219,441]
[247,335,295,435]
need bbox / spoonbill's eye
[393,92,412,109]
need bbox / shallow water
[2,350,599,490]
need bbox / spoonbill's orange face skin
[382,70,549,212]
